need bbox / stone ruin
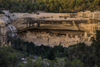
[11,11,100,47]
[1,11,100,46]
[19,30,92,47]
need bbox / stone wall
[19,30,92,47]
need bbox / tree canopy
[0,0,100,13]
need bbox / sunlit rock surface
[1,11,100,46]
[11,11,100,46]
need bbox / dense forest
[0,30,100,67]
[0,0,100,13]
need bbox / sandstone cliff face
[8,11,100,20]
[10,11,100,46]
[0,11,17,44]
[1,11,100,46]
[10,11,100,32]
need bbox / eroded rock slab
[0,12,17,45]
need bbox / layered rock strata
[1,11,100,46]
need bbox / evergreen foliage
[0,0,100,13]
[0,46,22,67]
[1,30,100,67]
[11,30,100,67]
